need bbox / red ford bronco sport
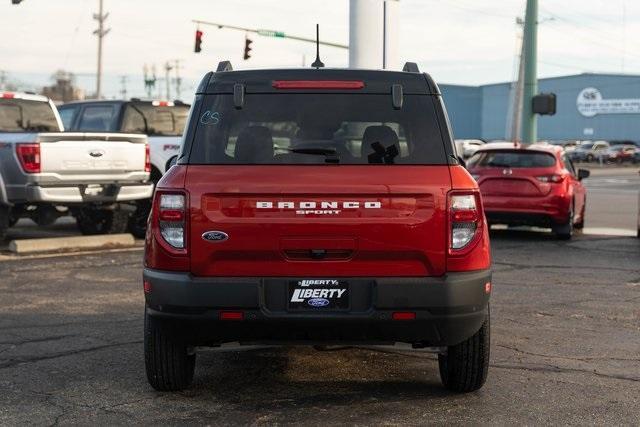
[143,61,492,392]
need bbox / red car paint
[146,164,490,276]
[467,143,587,228]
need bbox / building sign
[577,87,640,117]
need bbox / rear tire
[75,206,130,235]
[553,203,574,240]
[144,308,195,391]
[0,205,9,241]
[127,199,151,239]
[438,308,490,393]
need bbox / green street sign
[257,29,285,38]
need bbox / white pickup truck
[0,92,153,240]
[57,99,189,236]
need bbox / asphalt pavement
[0,166,638,425]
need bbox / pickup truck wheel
[128,200,151,239]
[75,207,129,235]
[144,308,195,391]
[438,308,490,393]
[0,206,9,241]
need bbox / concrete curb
[8,234,136,255]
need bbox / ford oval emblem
[89,149,105,158]
[201,231,229,242]
[307,298,330,307]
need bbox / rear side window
[58,105,79,129]
[0,99,60,132]
[467,150,556,168]
[122,104,190,136]
[189,94,447,165]
[78,105,116,131]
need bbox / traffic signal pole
[191,20,348,50]
[520,0,538,144]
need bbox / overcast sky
[1,0,638,98]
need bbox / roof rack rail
[402,62,420,73]
[216,61,233,72]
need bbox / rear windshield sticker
[200,110,220,125]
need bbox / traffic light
[243,37,253,60]
[194,30,203,53]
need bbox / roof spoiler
[402,62,420,73]
[216,61,233,72]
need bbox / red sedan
[467,143,590,239]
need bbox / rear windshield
[467,150,556,168]
[188,94,447,164]
[0,99,59,132]
[122,103,190,136]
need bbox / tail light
[449,192,482,253]
[16,143,41,173]
[144,144,151,173]
[536,174,564,183]
[158,192,186,249]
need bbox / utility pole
[173,59,182,100]
[0,70,7,91]
[520,0,538,144]
[507,19,525,143]
[119,75,128,99]
[164,61,173,100]
[93,0,110,99]
[143,64,157,98]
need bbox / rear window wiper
[285,147,340,163]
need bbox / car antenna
[311,24,325,69]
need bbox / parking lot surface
[1,230,639,425]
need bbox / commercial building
[440,73,640,142]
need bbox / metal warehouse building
[440,73,640,141]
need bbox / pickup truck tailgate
[38,133,147,178]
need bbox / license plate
[83,184,105,197]
[288,279,349,310]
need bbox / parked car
[467,142,589,239]
[548,140,581,153]
[58,99,190,237]
[602,144,638,164]
[143,62,492,393]
[455,139,484,158]
[0,92,153,240]
[570,140,609,162]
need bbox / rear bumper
[483,193,570,225]
[143,269,492,347]
[8,183,153,203]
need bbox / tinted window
[467,150,556,168]
[189,94,446,165]
[58,105,79,130]
[0,99,60,132]
[122,103,190,136]
[78,105,116,131]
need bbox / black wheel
[144,308,195,391]
[0,205,9,241]
[75,207,130,235]
[33,207,59,227]
[438,308,490,393]
[127,199,151,239]
[586,154,594,162]
[553,202,574,240]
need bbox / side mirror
[577,169,590,180]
